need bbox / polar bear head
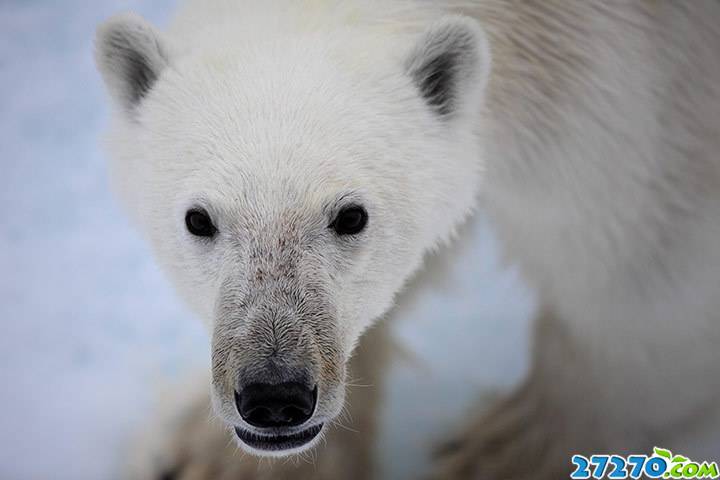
[96,8,490,456]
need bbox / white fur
[98,0,490,458]
[97,0,720,474]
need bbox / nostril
[235,382,317,429]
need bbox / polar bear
[96,1,720,479]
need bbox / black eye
[185,209,217,237]
[331,205,368,236]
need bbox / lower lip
[234,423,324,451]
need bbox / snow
[0,2,532,479]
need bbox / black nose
[235,382,317,429]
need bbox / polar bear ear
[405,16,491,118]
[95,13,171,115]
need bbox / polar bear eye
[185,208,217,238]
[330,205,368,236]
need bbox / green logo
[655,447,719,479]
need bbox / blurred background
[0,1,533,479]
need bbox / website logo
[570,447,719,479]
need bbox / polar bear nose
[234,382,317,429]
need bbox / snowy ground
[0,2,533,479]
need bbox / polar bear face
[96,11,489,456]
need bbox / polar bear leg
[430,309,618,480]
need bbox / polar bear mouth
[234,423,324,451]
